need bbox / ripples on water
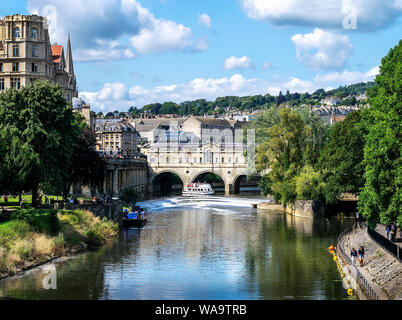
[0,197,352,300]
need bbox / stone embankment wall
[257,200,326,218]
[54,202,124,226]
[284,200,326,218]
[339,226,402,300]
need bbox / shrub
[294,165,326,201]
[120,186,139,203]
[11,208,60,235]
[11,239,34,260]
[52,234,66,256]
[0,220,31,248]
[33,234,54,256]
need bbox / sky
[0,0,401,112]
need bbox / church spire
[66,33,74,76]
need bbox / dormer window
[31,28,38,40]
[14,28,21,39]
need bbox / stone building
[95,119,139,157]
[72,97,96,132]
[0,14,77,103]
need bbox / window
[12,63,19,72]
[32,45,38,57]
[31,28,38,40]
[0,63,2,72]
[14,28,21,39]
[200,157,203,163]
[32,63,38,73]
[13,45,19,57]
[11,78,20,89]
[222,157,225,163]
[0,79,4,90]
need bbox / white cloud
[27,0,203,61]
[241,0,402,30]
[79,65,378,112]
[198,13,212,28]
[131,19,195,54]
[314,65,380,84]
[224,56,253,71]
[291,28,353,70]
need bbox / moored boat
[122,207,148,228]
[182,183,214,197]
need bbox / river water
[0,197,352,300]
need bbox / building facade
[95,120,139,157]
[0,14,77,103]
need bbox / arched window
[31,28,38,40]
[14,28,21,39]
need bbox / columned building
[0,14,77,103]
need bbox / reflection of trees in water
[0,234,143,300]
[244,213,352,299]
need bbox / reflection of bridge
[147,142,251,195]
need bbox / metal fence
[337,226,379,300]
[367,227,401,262]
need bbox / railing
[337,226,379,300]
[367,227,401,262]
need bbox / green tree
[0,81,79,207]
[42,125,106,200]
[318,110,367,204]
[358,40,402,228]
[256,108,306,204]
[294,165,325,201]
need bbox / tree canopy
[0,81,103,206]
[358,40,402,228]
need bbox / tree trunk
[19,193,22,205]
[31,184,38,208]
[63,183,71,202]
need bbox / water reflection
[0,205,351,300]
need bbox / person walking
[391,222,397,242]
[350,247,357,265]
[358,246,365,267]
[386,223,392,240]
[354,212,360,228]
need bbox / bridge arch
[152,170,186,196]
[191,171,227,194]
[232,173,261,195]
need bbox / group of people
[385,221,399,242]
[350,246,365,267]
[122,206,146,220]
[92,195,113,204]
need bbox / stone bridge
[149,163,249,195]
[147,142,251,195]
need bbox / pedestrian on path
[350,247,357,265]
[354,212,360,228]
[358,246,365,266]
[391,222,397,242]
[386,223,392,240]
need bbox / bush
[11,208,60,235]
[52,234,66,256]
[0,220,31,248]
[12,239,35,260]
[294,166,326,201]
[119,186,139,203]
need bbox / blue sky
[1,0,401,112]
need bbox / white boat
[182,183,215,197]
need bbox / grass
[0,195,93,207]
[0,209,118,277]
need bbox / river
[0,196,352,300]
